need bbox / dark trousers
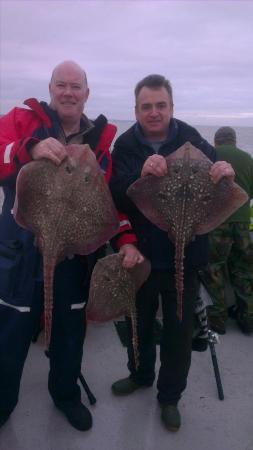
[125,270,198,404]
[0,256,88,415]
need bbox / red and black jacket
[0,99,137,308]
[0,98,136,248]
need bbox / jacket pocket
[0,240,23,300]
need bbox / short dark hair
[214,126,236,146]
[134,74,173,104]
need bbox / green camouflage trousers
[203,223,253,327]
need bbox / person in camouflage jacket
[203,127,253,335]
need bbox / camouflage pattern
[250,204,253,231]
[203,222,253,330]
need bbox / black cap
[214,126,236,145]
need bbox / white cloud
[1,0,253,125]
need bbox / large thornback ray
[13,144,120,347]
[127,142,248,320]
[87,253,151,368]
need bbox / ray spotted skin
[14,144,120,347]
[87,253,151,368]
[127,142,248,320]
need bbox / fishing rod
[44,348,97,405]
[207,330,224,401]
[32,323,97,406]
[198,272,225,400]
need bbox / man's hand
[141,155,167,178]
[119,244,144,269]
[30,138,68,165]
[210,161,235,184]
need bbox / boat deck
[0,317,252,450]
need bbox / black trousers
[125,270,198,404]
[0,256,88,415]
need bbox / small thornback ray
[127,142,248,320]
[13,144,120,348]
[87,253,151,368]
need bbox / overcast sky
[1,0,253,126]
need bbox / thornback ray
[127,142,248,320]
[87,253,151,368]
[13,144,120,348]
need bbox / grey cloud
[1,0,253,124]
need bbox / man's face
[49,64,89,124]
[135,86,173,140]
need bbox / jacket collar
[134,118,179,147]
[23,98,94,141]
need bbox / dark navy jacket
[110,118,217,271]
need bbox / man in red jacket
[0,60,143,431]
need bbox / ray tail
[130,309,139,369]
[43,255,57,349]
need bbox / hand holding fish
[119,243,144,269]
[127,142,247,321]
[209,161,235,184]
[87,253,151,368]
[31,137,68,165]
[14,144,120,348]
[141,154,167,178]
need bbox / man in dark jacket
[109,74,235,431]
[0,60,143,431]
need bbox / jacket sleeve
[249,156,253,200]
[109,138,142,215]
[112,211,137,249]
[99,136,138,250]
[0,108,39,185]
[197,138,217,163]
[179,122,217,163]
